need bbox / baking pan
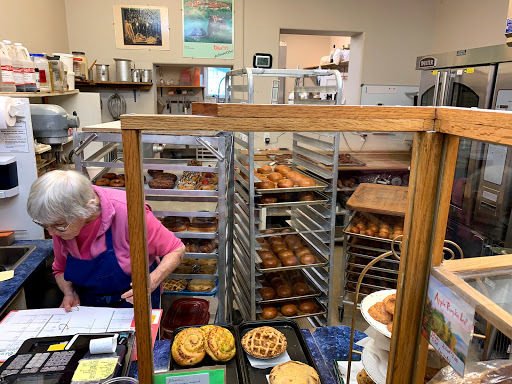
[255,192,329,208]
[255,246,328,273]
[237,319,324,384]
[338,153,366,166]
[255,224,328,240]
[163,280,219,296]
[255,270,322,304]
[256,297,327,321]
[168,324,243,383]
[255,171,328,194]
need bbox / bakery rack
[73,128,235,323]
[232,131,340,326]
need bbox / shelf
[303,61,349,71]
[0,90,79,98]
[75,81,153,91]
[157,85,205,88]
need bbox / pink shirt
[52,185,183,277]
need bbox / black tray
[168,324,243,383]
[237,319,324,384]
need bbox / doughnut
[299,177,316,187]
[102,172,117,180]
[152,172,178,181]
[257,165,272,174]
[109,178,125,187]
[259,287,276,300]
[276,285,292,298]
[188,222,217,233]
[282,256,300,266]
[198,183,216,190]
[257,181,275,190]
[148,169,163,177]
[95,178,110,186]
[286,171,303,184]
[281,304,297,316]
[293,283,310,295]
[277,250,294,260]
[299,301,316,313]
[274,165,287,173]
[295,248,311,257]
[277,179,294,188]
[148,178,175,189]
[268,172,284,182]
[300,254,317,264]
[262,257,279,268]
[261,306,278,319]
[278,166,292,175]
[298,191,315,201]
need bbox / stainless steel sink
[0,246,36,271]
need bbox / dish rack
[73,129,235,323]
[232,131,340,326]
[340,211,402,321]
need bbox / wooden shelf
[0,90,79,98]
[303,61,349,71]
[157,85,205,88]
[76,81,153,91]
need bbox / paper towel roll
[0,97,16,129]
[89,335,118,354]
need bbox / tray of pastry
[256,269,322,304]
[256,297,327,321]
[183,239,218,256]
[255,233,328,273]
[256,225,327,240]
[255,191,329,207]
[237,319,324,384]
[344,213,404,243]
[167,324,243,383]
[251,164,328,194]
[338,153,366,166]
[169,257,218,279]
[160,216,218,239]
[162,278,218,296]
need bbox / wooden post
[121,128,154,384]
[387,131,444,383]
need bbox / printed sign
[422,275,475,377]
[0,121,29,153]
[419,56,437,68]
[182,0,233,59]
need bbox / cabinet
[73,127,234,323]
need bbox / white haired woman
[27,170,185,311]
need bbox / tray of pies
[257,297,327,321]
[344,213,404,243]
[246,164,328,194]
[256,270,322,304]
[162,278,218,296]
[360,289,396,338]
[255,191,328,208]
[167,324,243,383]
[255,233,328,273]
[237,320,323,384]
[160,216,218,239]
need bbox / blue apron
[64,228,160,309]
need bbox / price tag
[155,368,225,384]
[166,373,209,384]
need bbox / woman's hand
[121,274,160,304]
[60,292,80,312]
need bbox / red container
[161,298,210,339]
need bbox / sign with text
[182,0,233,59]
[422,275,475,377]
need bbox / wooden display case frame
[119,104,512,384]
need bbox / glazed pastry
[241,326,287,358]
[383,293,396,315]
[269,361,320,384]
[151,172,177,181]
[102,172,117,180]
[172,328,205,366]
[204,326,236,362]
[368,302,393,325]
[95,178,111,186]
[187,279,215,292]
[148,178,175,189]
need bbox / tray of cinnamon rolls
[168,324,242,383]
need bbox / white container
[30,54,51,93]
[3,40,25,92]
[14,43,36,92]
[0,42,15,92]
[67,71,75,90]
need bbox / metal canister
[142,69,152,83]
[131,69,141,82]
[114,58,132,82]
[95,64,109,81]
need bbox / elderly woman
[27,170,185,311]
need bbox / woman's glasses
[32,220,72,232]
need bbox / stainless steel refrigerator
[416,44,512,258]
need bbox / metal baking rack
[73,130,235,323]
[232,131,339,326]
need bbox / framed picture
[183,0,234,59]
[114,5,170,50]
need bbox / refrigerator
[416,44,512,258]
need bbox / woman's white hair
[27,170,98,225]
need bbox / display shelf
[0,90,79,97]
[73,129,234,323]
[75,80,152,90]
[303,61,349,71]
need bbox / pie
[269,361,320,384]
[163,278,187,292]
[241,326,287,358]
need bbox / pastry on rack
[187,279,216,292]
[163,278,188,292]
[269,361,320,384]
[201,325,236,362]
[241,326,287,358]
[196,264,216,274]
[172,328,206,366]
[174,265,195,274]
[368,302,393,325]
[356,369,375,384]
[162,216,190,232]
[189,222,218,233]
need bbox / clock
[253,53,272,68]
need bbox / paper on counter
[71,357,118,382]
[246,351,291,369]
[89,335,118,355]
[0,270,14,282]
